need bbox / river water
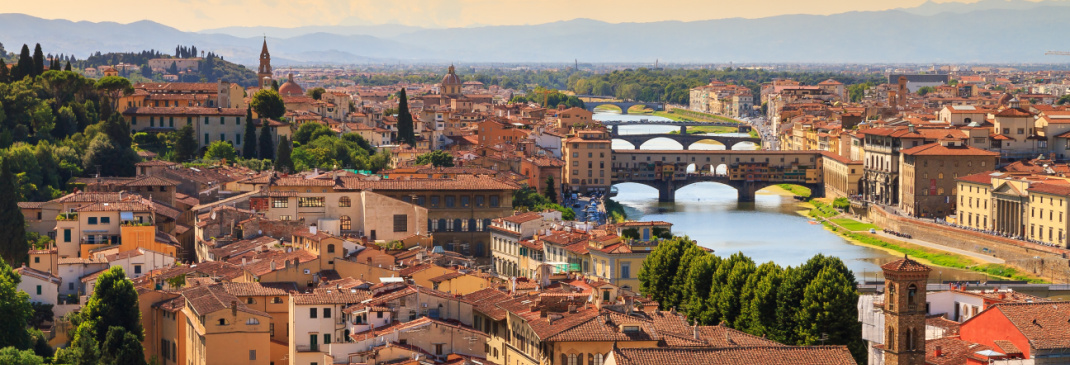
[597,112,982,282]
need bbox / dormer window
[621,325,640,333]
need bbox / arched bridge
[611,150,825,202]
[609,125,760,150]
[584,101,663,115]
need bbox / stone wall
[866,204,1070,283]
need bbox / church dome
[278,72,304,97]
[441,65,461,86]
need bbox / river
[597,112,982,283]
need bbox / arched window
[568,354,577,365]
[246,318,260,325]
[438,219,447,232]
[327,244,335,254]
[339,196,351,207]
[594,353,604,365]
[908,284,917,305]
[483,219,491,232]
[906,328,914,350]
[887,327,895,349]
[340,215,352,231]
[453,219,462,232]
[469,219,477,232]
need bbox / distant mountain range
[3,0,1070,66]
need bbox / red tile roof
[899,143,1000,157]
[609,346,857,365]
[881,256,932,272]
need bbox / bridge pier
[679,125,687,135]
[655,180,676,202]
[737,182,757,203]
[612,125,619,135]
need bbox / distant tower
[258,37,273,89]
[897,76,908,108]
[440,65,462,97]
[881,255,930,365]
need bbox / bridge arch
[729,140,760,150]
[638,137,684,150]
[592,104,623,113]
[611,139,638,150]
[687,138,728,151]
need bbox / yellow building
[563,129,613,194]
[955,170,1070,247]
[956,172,995,230]
[428,272,494,295]
[821,152,863,198]
[182,284,272,365]
[222,282,298,365]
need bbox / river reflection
[597,112,983,282]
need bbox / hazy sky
[2,0,1009,31]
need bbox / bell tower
[258,37,272,89]
[881,255,930,365]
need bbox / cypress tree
[0,160,28,265]
[258,123,273,160]
[243,108,257,158]
[274,136,294,173]
[64,61,71,71]
[544,175,557,204]
[32,43,44,77]
[173,124,198,162]
[271,80,279,92]
[396,88,416,146]
[15,44,32,80]
[0,59,8,83]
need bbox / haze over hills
[3,0,1070,66]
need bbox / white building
[16,265,62,305]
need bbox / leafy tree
[684,254,720,321]
[32,44,44,77]
[509,186,575,220]
[1058,94,1070,105]
[0,161,29,265]
[173,124,198,162]
[795,266,864,363]
[100,327,146,365]
[414,150,454,167]
[79,267,143,345]
[292,122,335,146]
[916,86,935,96]
[0,260,32,350]
[52,105,78,140]
[736,261,783,334]
[637,237,687,306]
[706,253,756,326]
[82,134,138,177]
[258,123,274,160]
[251,89,285,120]
[242,107,257,158]
[668,243,706,309]
[204,140,236,161]
[54,325,98,365]
[94,76,133,116]
[774,254,854,344]
[101,113,133,149]
[0,347,43,365]
[307,87,326,100]
[28,329,51,360]
[544,175,558,204]
[274,136,294,172]
[396,88,416,146]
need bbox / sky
[0,0,1030,31]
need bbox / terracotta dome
[441,65,461,86]
[278,72,304,96]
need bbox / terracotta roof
[17,201,44,209]
[463,288,512,321]
[157,261,246,281]
[428,272,466,283]
[501,212,543,224]
[881,256,932,272]
[925,336,993,365]
[899,143,1000,157]
[337,175,520,191]
[122,106,246,117]
[988,302,1070,350]
[222,281,297,297]
[956,171,997,185]
[292,289,370,305]
[242,249,318,276]
[995,107,1033,118]
[609,346,856,365]
[183,284,269,317]
[1027,183,1070,197]
[15,265,61,284]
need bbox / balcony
[56,213,78,221]
[296,344,321,353]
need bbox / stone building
[880,256,930,365]
[563,129,613,194]
[898,139,999,218]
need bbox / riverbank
[799,202,1047,283]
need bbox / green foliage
[0,161,29,265]
[0,347,43,365]
[808,201,838,218]
[173,124,198,162]
[510,186,575,220]
[79,266,143,346]
[307,87,326,100]
[258,123,273,160]
[28,329,51,360]
[290,134,381,172]
[777,183,811,197]
[94,76,133,115]
[638,242,865,364]
[544,175,558,204]
[511,87,586,109]
[848,82,871,103]
[396,88,416,146]
[604,198,627,223]
[832,197,850,210]
[54,325,98,365]
[0,259,33,350]
[1058,94,1070,105]
[274,136,294,173]
[243,107,257,158]
[100,326,146,365]
[83,134,138,177]
[414,150,454,167]
[292,122,335,146]
[203,140,236,161]
[916,86,935,96]
[29,303,53,328]
[251,89,285,120]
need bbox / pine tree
[668,243,706,308]
[684,254,719,321]
[243,107,257,158]
[0,161,28,265]
[15,44,32,80]
[637,237,686,306]
[736,261,783,334]
[168,61,178,75]
[396,88,416,146]
[274,136,294,172]
[707,252,755,326]
[32,44,43,77]
[100,327,146,365]
[795,266,864,362]
[258,123,274,160]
